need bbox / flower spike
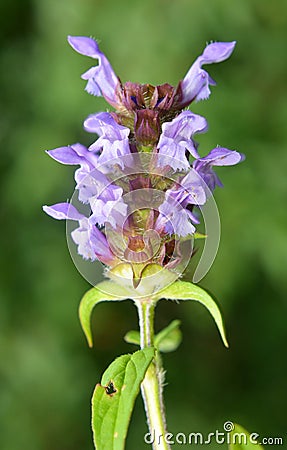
[45,36,243,276]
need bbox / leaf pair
[79,278,229,348]
[124,319,182,353]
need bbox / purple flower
[42,202,115,264]
[46,140,128,207]
[47,143,98,181]
[155,169,206,237]
[84,112,131,168]
[193,147,244,191]
[179,41,236,106]
[68,36,120,107]
[47,143,100,203]
[43,202,84,221]
[46,139,128,228]
[89,183,127,228]
[166,169,206,207]
[156,199,196,237]
[157,111,208,170]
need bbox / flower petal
[43,203,85,221]
[200,41,236,64]
[47,145,83,165]
[68,36,102,58]
[198,147,243,166]
[47,143,98,168]
[84,111,118,133]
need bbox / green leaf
[124,330,140,346]
[154,319,182,352]
[178,231,207,242]
[194,231,207,239]
[229,423,264,449]
[92,348,155,450]
[79,281,131,347]
[154,281,229,347]
[124,320,182,353]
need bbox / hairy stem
[135,300,171,450]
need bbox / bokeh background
[1,0,287,449]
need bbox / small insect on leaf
[105,381,117,396]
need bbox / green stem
[135,299,171,450]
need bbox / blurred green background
[1,0,287,448]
